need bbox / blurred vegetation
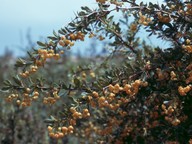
[1,0,192,144]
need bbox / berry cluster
[48,125,74,139]
[182,44,192,53]
[42,89,60,105]
[130,23,138,32]
[161,104,181,126]
[20,65,38,78]
[6,88,40,107]
[157,13,171,23]
[185,4,192,15]
[59,31,85,47]
[138,12,152,26]
[178,85,191,96]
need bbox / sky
[0,0,168,56]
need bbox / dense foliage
[1,0,192,143]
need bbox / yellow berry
[47,126,53,132]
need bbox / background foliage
[1,0,192,143]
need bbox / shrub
[1,0,192,143]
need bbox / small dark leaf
[108,16,114,21]
[68,22,76,27]
[140,2,144,6]
[81,6,92,13]
[15,58,27,67]
[58,30,66,35]
[78,11,87,16]
[50,115,57,121]
[85,27,91,31]
[64,27,72,33]
[12,76,22,86]
[62,83,68,90]
[92,82,102,90]
[47,36,58,41]
[74,78,81,87]
[119,20,126,25]
[68,96,78,103]
[53,30,58,37]
[148,32,153,37]
[61,28,67,33]
[3,80,12,86]
[37,41,46,47]
[1,86,12,91]
[44,119,55,123]
[27,51,34,59]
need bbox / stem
[98,17,137,53]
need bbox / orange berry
[47,126,53,132]
[32,96,38,100]
[86,113,90,117]
[68,125,74,131]
[25,88,31,93]
[64,39,71,45]
[16,100,21,105]
[61,126,68,134]
[172,118,180,126]
[69,42,75,46]
[58,132,64,138]
[108,84,114,92]
[98,35,105,41]
[92,91,99,98]
[88,33,96,38]
[83,108,89,114]
[184,86,191,93]
[59,40,65,47]
[54,133,59,139]
[161,104,166,110]
[33,91,39,96]
[61,36,66,40]
[70,107,76,113]
[69,33,76,40]
[69,119,76,126]
[98,96,105,103]
[60,50,64,54]
[49,132,55,138]
[130,23,137,32]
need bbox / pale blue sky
[0,0,167,56]
[0,0,98,55]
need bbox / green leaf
[44,119,55,123]
[58,30,66,35]
[92,82,102,90]
[50,115,57,121]
[3,80,12,86]
[61,28,67,34]
[62,83,68,89]
[81,6,92,13]
[12,76,22,86]
[1,86,12,91]
[64,27,72,33]
[140,2,144,6]
[68,22,76,27]
[27,51,34,59]
[53,30,58,37]
[68,96,78,103]
[119,20,126,25]
[15,58,27,67]
[78,11,87,16]
[47,36,58,41]
[74,77,81,87]
[37,41,46,47]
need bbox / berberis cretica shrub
[2,0,192,143]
